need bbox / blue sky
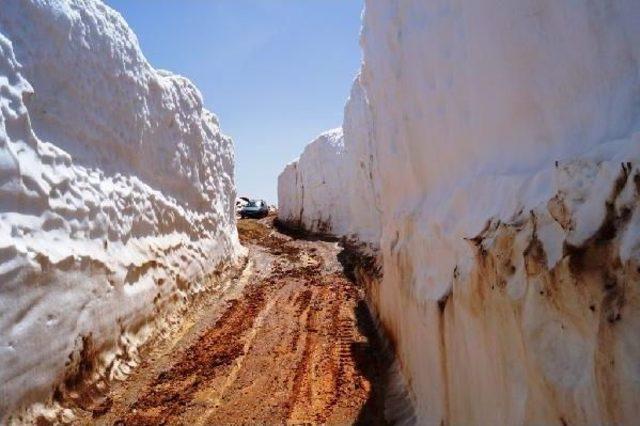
[105,0,364,203]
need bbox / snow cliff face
[341,75,382,246]
[280,0,640,424]
[0,0,243,421]
[278,78,381,246]
[278,128,353,236]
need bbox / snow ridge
[0,0,244,421]
[279,0,640,424]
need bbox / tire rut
[117,279,273,425]
[84,216,392,425]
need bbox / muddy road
[81,216,392,425]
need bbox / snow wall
[0,0,244,422]
[278,79,381,246]
[279,1,640,424]
[278,128,353,237]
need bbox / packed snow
[278,77,381,247]
[279,0,640,424]
[278,128,352,236]
[0,0,244,422]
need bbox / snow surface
[278,128,352,236]
[0,0,244,421]
[279,0,640,424]
[278,77,381,246]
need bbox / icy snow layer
[0,0,244,421]
[280,0,640,424]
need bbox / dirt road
[81,216,391,425]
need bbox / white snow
[279,0,640,424]
[0,0,244,421]
[278,128,353,236]
[278,77,381,246]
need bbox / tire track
[84,216,392,425]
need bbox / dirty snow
[279,0,640,424]
[0,0,244,421]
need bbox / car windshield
[247,200,259,207]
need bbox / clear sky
[104,0,364,204]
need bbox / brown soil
[78,215,391,425]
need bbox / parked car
[236,197,250,210]
[239,199,269,219]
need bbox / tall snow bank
[277,78,381,245]
[360,1,640,422]
[0,0,244,421]
[280,0,640,424]
[278,128,353,236]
